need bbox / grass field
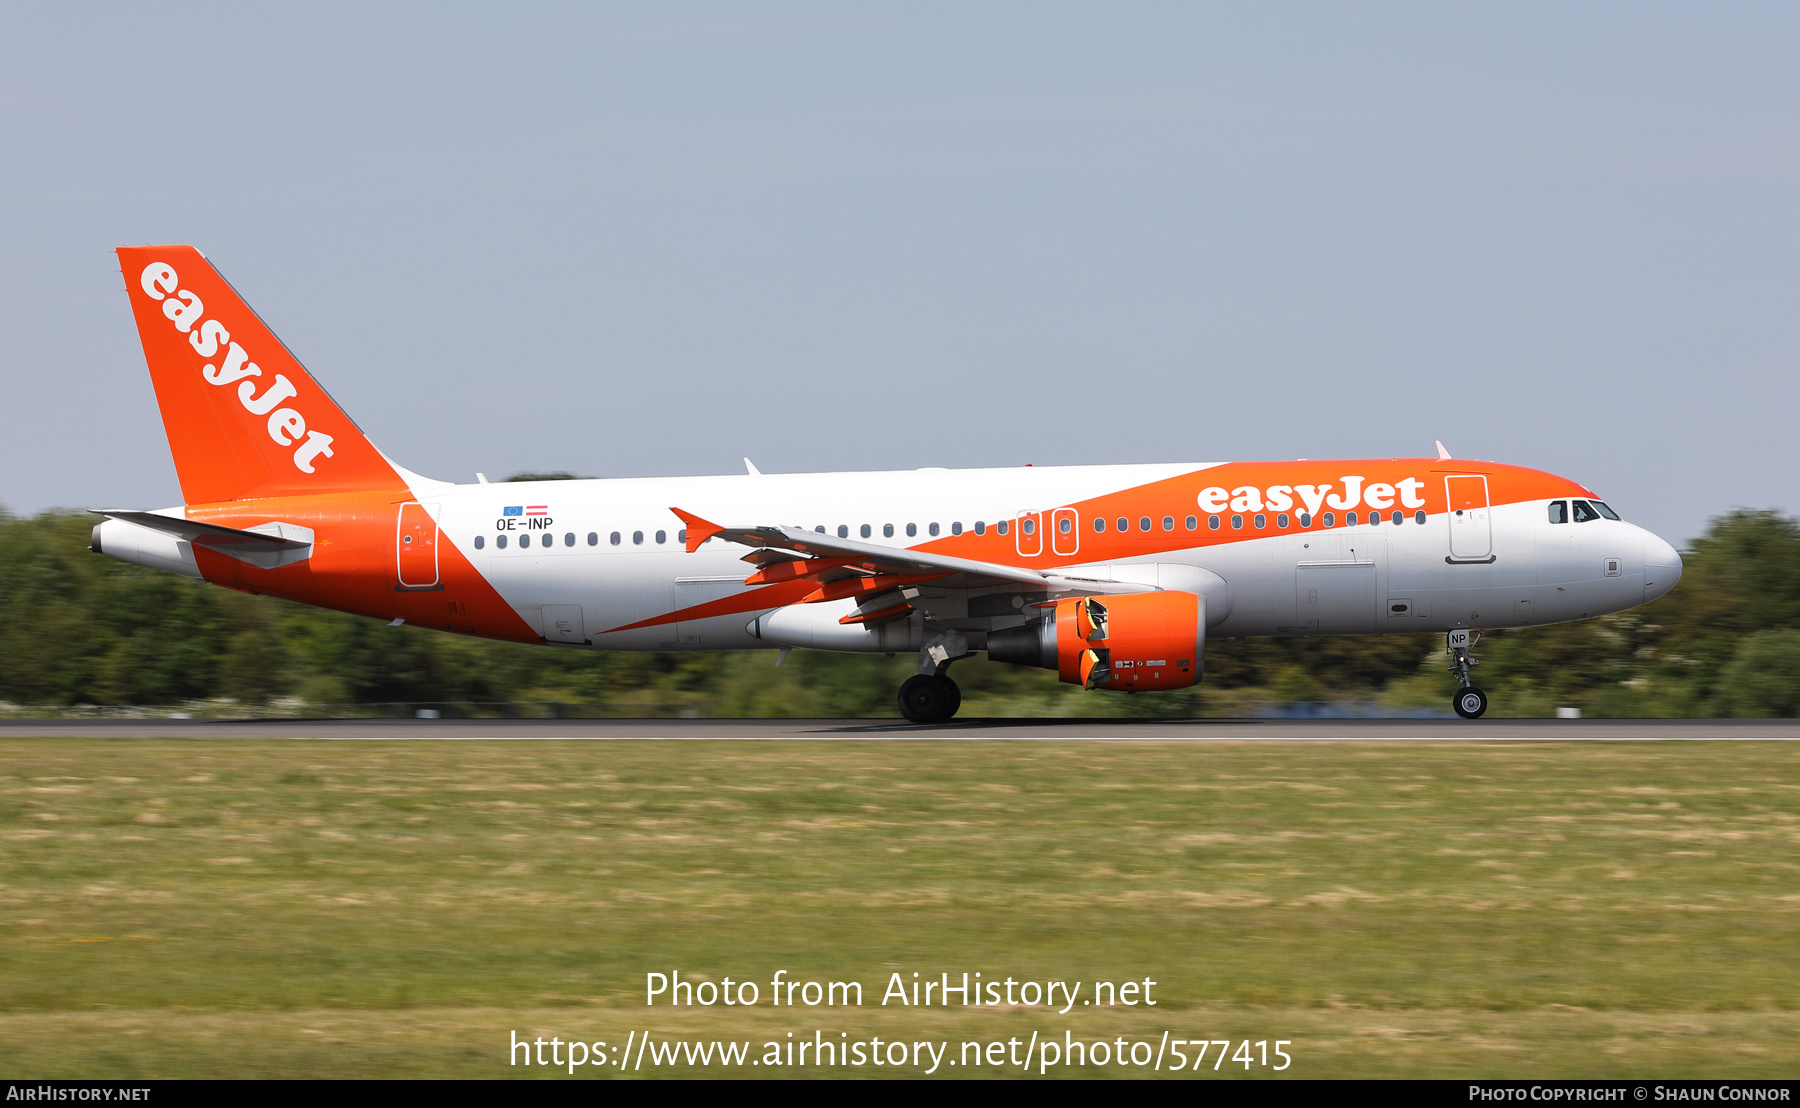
[0,737,1796,1078]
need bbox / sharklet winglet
[670,507,724,552]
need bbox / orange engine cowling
[988,591,1205,692]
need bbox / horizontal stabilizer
[90,510,313,569]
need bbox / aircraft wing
[670,507,1157,598]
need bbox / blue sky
[2,3,1795,544]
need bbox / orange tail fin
[116,245,404,505]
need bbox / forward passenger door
[1445,475,1492,561]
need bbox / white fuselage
[413,463,1678,652]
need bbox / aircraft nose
[1643,532,1682,603]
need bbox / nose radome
[1643,533,1683,602]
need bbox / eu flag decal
[503,506,523,517]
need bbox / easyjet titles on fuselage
[1196,476,1428,516]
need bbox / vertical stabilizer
[116,245,404,504]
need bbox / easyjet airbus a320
[90,246,1684,721]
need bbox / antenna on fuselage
[1435,440,1453,460]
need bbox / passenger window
[1094,518,1105,533]
[1162,516,1174,531]
[564,532,575,547]
[497,534,507,549]
[1138,517,1151,532]
[1208,515,1220,530]
[1548,501,1568,524]
[1277,513,1289,528]
[974,521,986,536]
[1413,510,1426,524]
[1322,513,1336,527]
[633,531,644,545]
[1592,501,1621,521]
[1116,517,1128,532]
[1059,517,1072,534]
[1572,500,1600,523]
[951,522,963,536]
[1021,519,1034,535]
[906,523,917,537]
[1185,515,1197,530]
[1230,514,1243,529]
[519,533,531,548]
[1299,512,1311,527]
[678,529,687,544]
[1391,511,1402,525]
[838,525,849,538]
[884,523,894,538]
[474,535,485,550]
[610,531,621,546]
[1253,513,1266,529]
[587,532,597,546]
[998,520,1010,536]
[860,524,871,539]
[1346,512,1359,526]
[929,522,940,536]
[655,530,667,544]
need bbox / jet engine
[987,591,1204,691]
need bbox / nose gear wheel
[1453,687,1489,719]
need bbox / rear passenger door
[396,502,440,589]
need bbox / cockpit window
[1572,499,1601,523]
[1548,501,1568,524]
[1591,501,1621,521]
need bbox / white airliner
[90,246,1683,720]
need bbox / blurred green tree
[1716,629,1800,717]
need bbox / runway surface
[1,717,1798,740]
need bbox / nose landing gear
[1448,629,1488,719]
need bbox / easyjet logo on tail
[138,262,336,475]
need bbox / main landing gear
[898,673,962,724]
[1448,629,1488,719]
[898,631,969,724]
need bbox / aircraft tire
[898,675,951,723]
[1453,687,1489,719]
[935,675,962,719]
